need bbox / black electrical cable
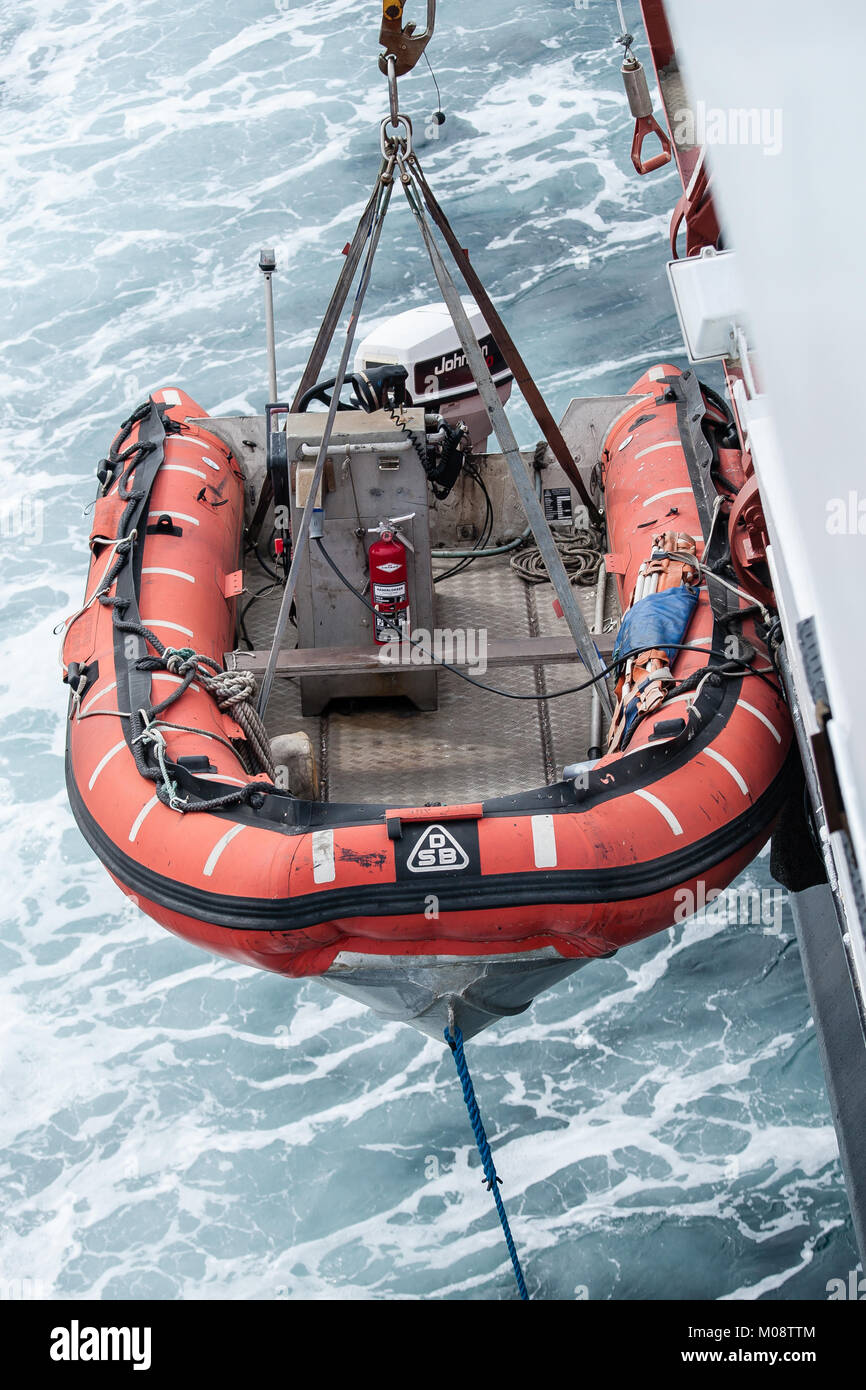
[248,544,280,583]
[423,49,445,124]
[258,536,282,580]
[244,523,282,582]
[699,379,734,425]
[452,463,493,568]
[312,535,774,703]
[433,462,495,584]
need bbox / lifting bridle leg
[397,157,613,716]
[256,166,396,720]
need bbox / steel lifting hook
[621,54,672,175]
[378,0,436,77]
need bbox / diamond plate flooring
[240,551,620,805]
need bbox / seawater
[0,0,857,1300]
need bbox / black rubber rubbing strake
[66,747,797,933]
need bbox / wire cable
[423,49,444,117]
[433,463,494,583]
[312,536,773,702]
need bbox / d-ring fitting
[380,113,414,159]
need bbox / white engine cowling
[354,300,513,451]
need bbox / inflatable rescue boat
[63,355,793,1037]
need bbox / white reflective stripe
[642,487,692,508]
[173,438,218,453]
[151,673,201,693]
[88,739,127,790]
[635,788,684,836]
[140,618,194,638]
[617,434,634,451]
[129,794,160,842]
[80,680,116,715]
[201,456,220,471]
[704,746,749,795]
[141,567,195,583]
[312,829,336,883]
[203,823,246,876]
[162,465,207,480]
[531,814,557,868]
[159,389,182,406]
[738,699,782,744]
[198,773,247,786]
[147,510,200,526]
[635,441,681,460]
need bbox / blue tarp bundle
[612,585,698,668]
[613,586,699,739]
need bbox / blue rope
[444,1025,529,1301]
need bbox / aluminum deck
[242,552,619,805]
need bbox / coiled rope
[510,527,603,587]
[162,651,276,781]
[444,1025,529,1301]
[137,645,276,784]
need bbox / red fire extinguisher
[368,516,414,644]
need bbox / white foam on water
[0,0,857,1302]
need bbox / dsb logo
[406,824,470,873]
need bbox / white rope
[157,653,275,779]
[56,532,137,670]
[656,550,771,625]
[133,710,187,811]
[700,495,724,562]
[694,558,770,624]
[75,708,132,722]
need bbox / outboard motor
[354,299,513,452]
